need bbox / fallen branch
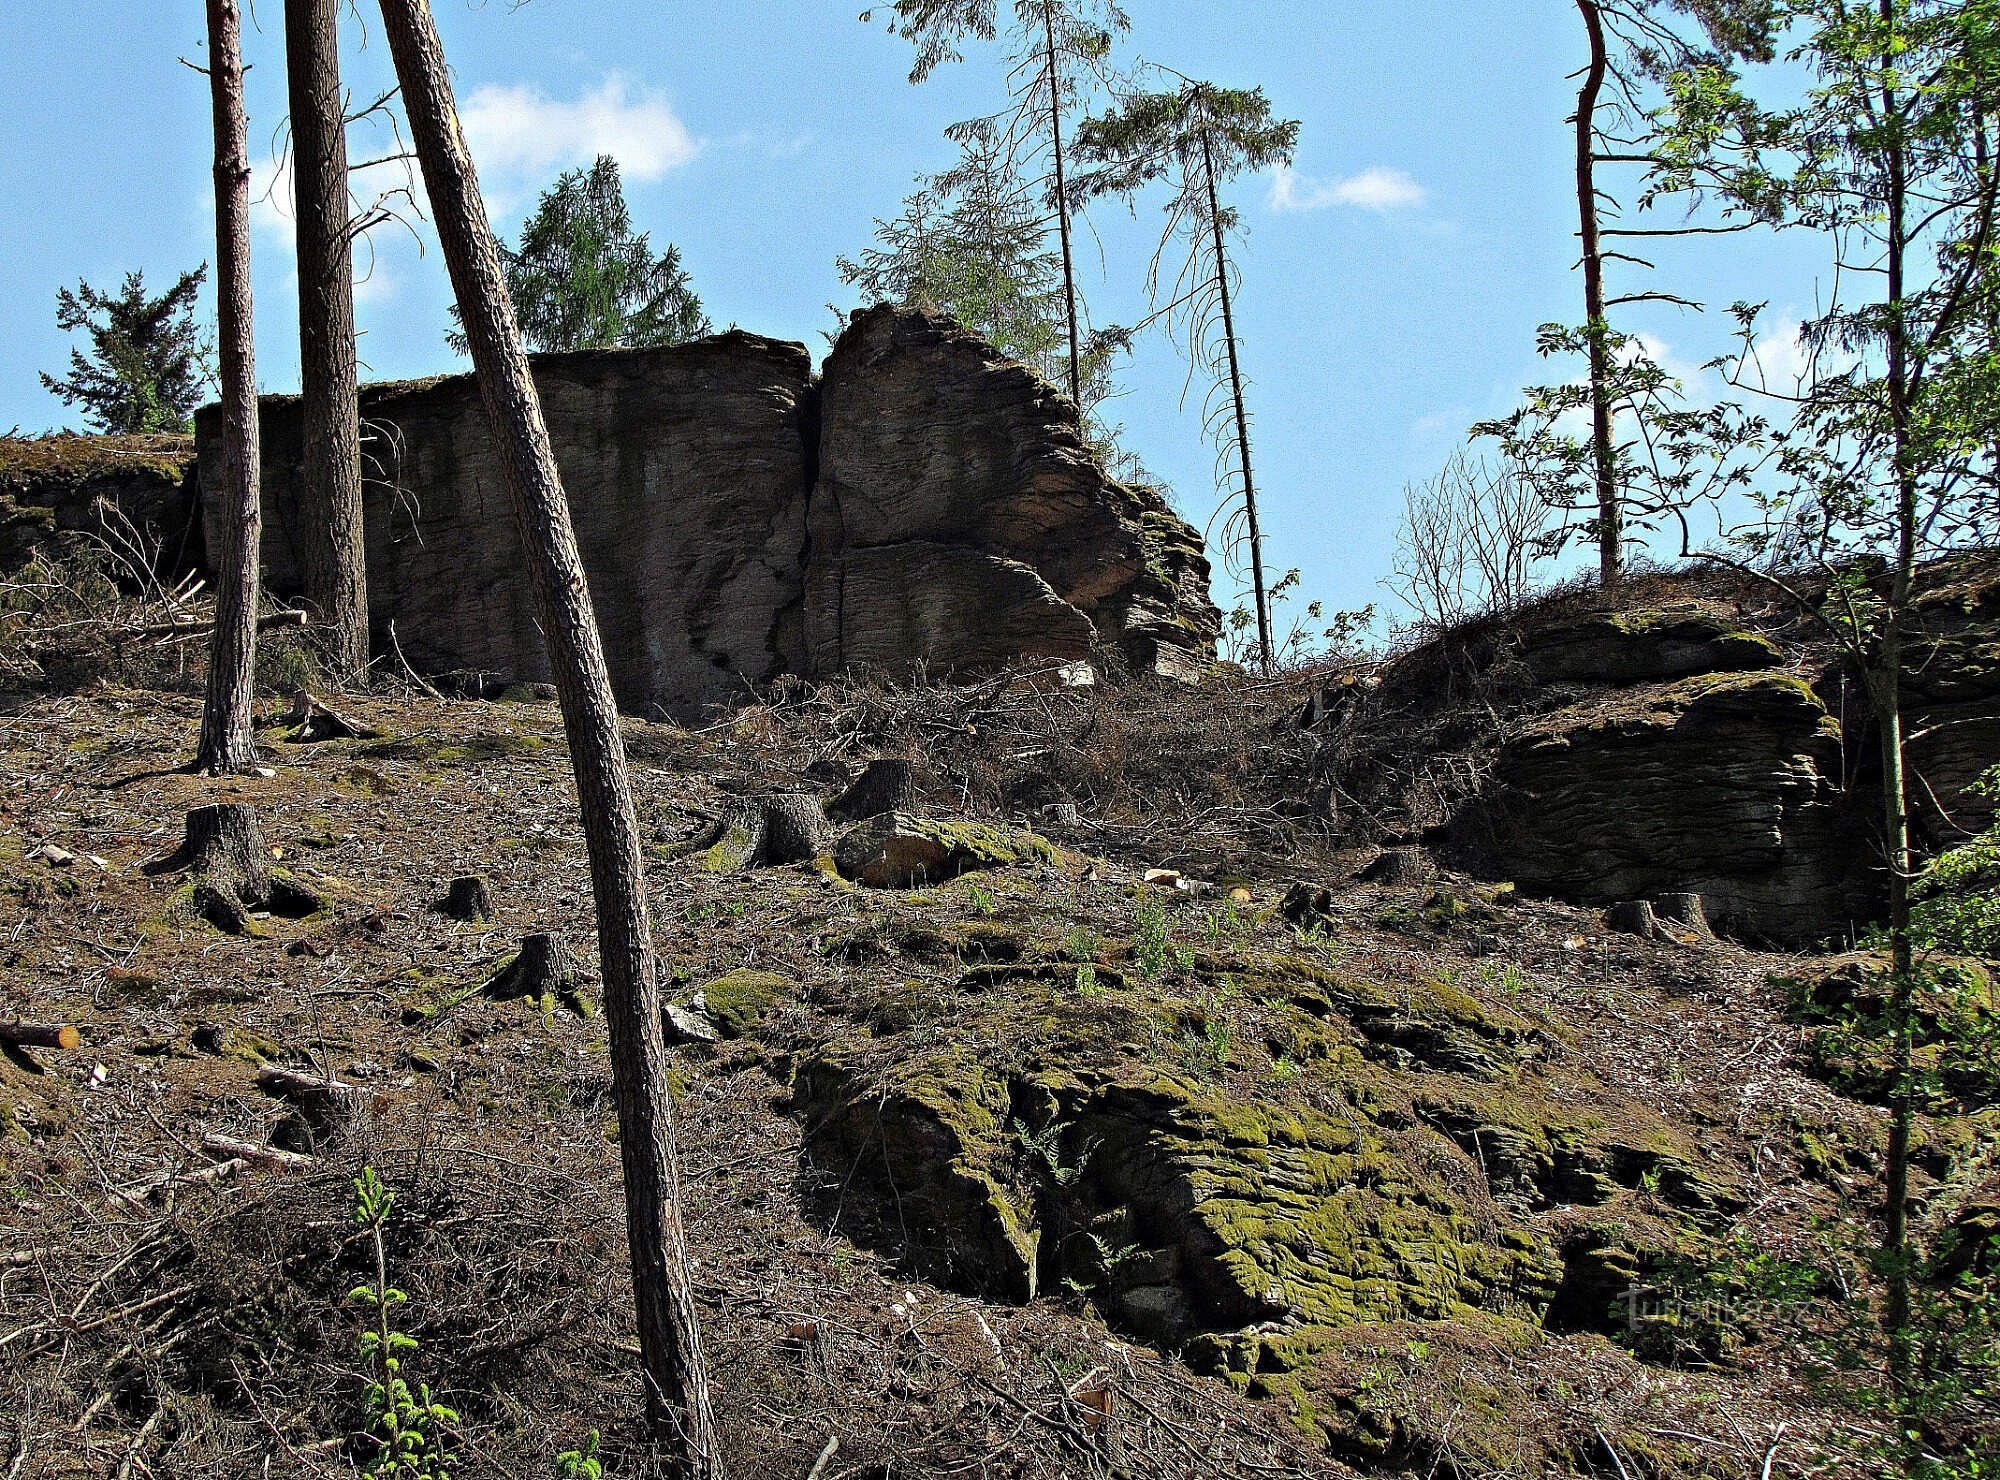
[128,608,308,640]
[201,1133,316,1171]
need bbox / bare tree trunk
[1041,0,1083,414]
[1877,9,1915,1377]
[1200,121,1273,673]
[286,0,370,684]
[374,3,720,1470]
[1575,0,1622,587]
[196,0,262,776]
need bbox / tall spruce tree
[1071,78,1297,671]
[869,0,1129,415]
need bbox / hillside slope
[3,674,1989,1477]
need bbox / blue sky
[0,1,1827,629]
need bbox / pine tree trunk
[1201,121,1272,673]
[1041,0,1083,414]
[286,0,370,684]
[197,0,262,776]
[374,3,720,1469]
[1568,1,1616,588]
[1877,12,1916,1377]
[1575,0,1622,587]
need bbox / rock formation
[204,332,817,712]
[0,434,201,578]
[1322,566,2000,944]
[809,307,1217,681]
[195,309,1218,711]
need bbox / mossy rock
[1519,608,1782,686]
[697,969,790,1038]
[832,812,1062,887]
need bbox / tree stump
[1359,848,1430,887]
[1652,892,1712,937]
[485,933,592,1014]
[441,874,493,922]
[257,1065,373,1143]
[830,758,924,822]
[148,803,272,933]
[761,794,830,865]
[282,689,377,742]
[1280,881,1337,930]
[1605,900,1662,939]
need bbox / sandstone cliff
[195,309,1218,711]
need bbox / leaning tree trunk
[1041,0,1083,414]
[1575,0,1622,587]
[374,3,720,1471]
[196,0,262,776]
[1200,123,1273,673]
[286,0,370,684]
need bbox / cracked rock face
[198,309,1219,712]
[808,306,1218,681]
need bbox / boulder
[832,813,1060,888]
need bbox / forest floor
[0,678,1945,1479]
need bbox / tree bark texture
[373,3,721,1468]
[197,0,262,776]
[286,0,370,682]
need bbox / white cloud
[1268,165,1426,213]
[459,74,700,189]
[251,153,296,239]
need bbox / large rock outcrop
[196,310,1218,711]
[1324,568,2000,945]
[808,307,1217,680]
[203,332,816,712]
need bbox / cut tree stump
[441,874,494,922]
[485,933,592,1015]
[829,758,924,822]
[761,794,830,865]
[0,1022,81,1052]
[1652,892,1713,937]
[697,794,835,872]
[1359,848,1431,887]
[281,689,378,742]
[1605,900,1662,939]
[256,1066,374,1141]
[1280,882,1337,930]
